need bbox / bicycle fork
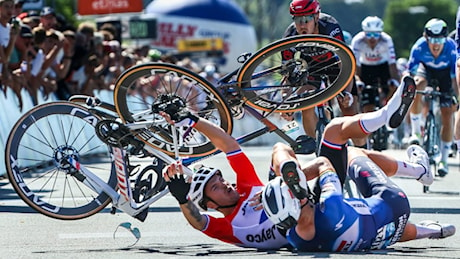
[65,145,191,221]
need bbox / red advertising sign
[78,0,143,15]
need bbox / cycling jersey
[282,13,344,88]
[287,156,410,252]
[351,32,396,67]
[351,32,396,90]
[283,13,344,41]
[456,6,460,59]
[407,36,456,80]
[202,150,290,249]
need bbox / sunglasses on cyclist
[427,37,446,44]
[365,31,381,39]
[293,15,315,24]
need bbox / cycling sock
[441,141,452,162]
[359,81,409,133]
[394,160,426,179]
[359,109,386,134]
[415,223,441,239]
[410,113,422,135]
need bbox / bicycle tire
[237,35,356,112]
[423,113,440,163]
[113,63,233,157]
[69,94,119,119]
[372,126,388,151]
[5,102,117,220]
[315,119,327,156]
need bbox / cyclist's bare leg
[271,142,321,181]
[349,146,428,183]
[341,93,367,147]
[301,108,317,138]
[409,76,427,140]
[440,106,454,163]
[348,147,397,177]
[324,76,416,145]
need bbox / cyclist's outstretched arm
[160,111,240,154]
[163,162,208,231]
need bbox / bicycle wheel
[5,102,117,220]
[113,62,233,157]
[423,113,440,164]
[237,35,355,112]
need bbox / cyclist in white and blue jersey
[261,76,456,252]
[406,18,458,177]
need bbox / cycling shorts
[416,65,455,107]
[347,156,410,243]
[360,63,392,91]
[360,85,381,107]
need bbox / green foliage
[41,0,77,29]
[320,0,388,36]
[385,0,457,58]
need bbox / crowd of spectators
[0,0,221,112]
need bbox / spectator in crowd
[39,6,57,30]
[0,0,19,95]
[13,0,24,16]
[8,24,33,110]
[66,54,100,96]
[54,29,75,100]
[21,11,40,29]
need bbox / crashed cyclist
[159,75,453,251]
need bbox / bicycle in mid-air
[4,35,357,221]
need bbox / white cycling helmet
[424,18,448,37]
[261,176,301,229]
[361,16,384,32]
[188,166,220,211]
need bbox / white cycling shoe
[419,220,456,239]
[406,144,433,186]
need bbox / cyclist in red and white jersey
[281,0,366,149]
[351,16,400,114]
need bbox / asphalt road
[1,146,460,259]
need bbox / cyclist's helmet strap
[289,0,320,17]
[188,166,220,211]
[424,18,448,37]
[361,16,383,32]
[261,176,301,229]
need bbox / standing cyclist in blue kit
[406,18,458,177]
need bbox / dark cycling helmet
[290,0,320,17]
[424,18,448,37]
[261,176,301,229]
[188,166,221,211]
